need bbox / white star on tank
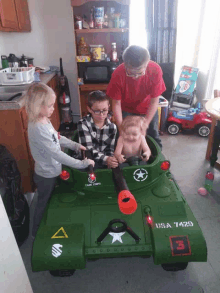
[137,170,145,179]
[109,232,125,243]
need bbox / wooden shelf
[79,84,108,91]
[75,28,129,34]
[71,0,130,7]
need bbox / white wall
[0,197,33,293]
[0,0,80,120]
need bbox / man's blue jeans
[122,110,162,149]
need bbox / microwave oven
[77,61,119,84]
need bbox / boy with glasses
[77,90,118,169]
[106,45,166,149]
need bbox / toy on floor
[170,66,199,109]
[167,103,212,137]
[198,171,214,195]
[31,132,207,276]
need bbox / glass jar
[90,45,103,61]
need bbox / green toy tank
[31,135,207,276]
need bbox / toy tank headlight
[60,170,70,180]
[89,173,96,181]
[146,215,153,225]
[160,160,170,171]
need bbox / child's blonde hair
[25,82,55,123]
[121,115,145,133]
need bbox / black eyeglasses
[125,68,145,78]
[91,108,109,115]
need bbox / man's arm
[143,96,160,131]
[112,99,123,129]
[141,135,151,161]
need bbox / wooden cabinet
[0,0,31,32]
[71,0,130,117]
[0,75,60,194]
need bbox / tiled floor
[20,132,220,293]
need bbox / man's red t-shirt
[106,61,166,114]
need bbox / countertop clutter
[0,73,56,110]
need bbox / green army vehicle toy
[31,135,207,277]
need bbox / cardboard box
[76,56,91,62]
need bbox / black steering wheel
[125,156,144,166]
[125,153,155,166]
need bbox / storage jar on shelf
[77,37,89,56]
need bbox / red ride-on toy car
[167,103,212,137]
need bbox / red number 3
[176,240,185,250]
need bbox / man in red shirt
[106,45,166,149]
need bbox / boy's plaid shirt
[77,114,117,165]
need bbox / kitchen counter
[0,72,56,110]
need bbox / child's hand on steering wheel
[117,154,126,164]
[85,158,95,167]
[142,150,151,161]
[79,145,86,151]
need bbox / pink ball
[198,187,208,196]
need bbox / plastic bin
[0,67,35,85]
[158,97,169,132]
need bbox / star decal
[133,168,148,182]
[109,232,125,243]
[137,170,145,179]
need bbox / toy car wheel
[197,124,210,137]
[167,123,180,135]
[49,269,75,277]
[161,262,188,272]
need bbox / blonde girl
[25,82,94,238]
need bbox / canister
[94,7,104,28]
[90,45,103,61]
[75,20,82,29]
[1,55,9,69]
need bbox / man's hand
[106,156,118,168]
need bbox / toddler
[25,82,94,238]
[114,116,151,164]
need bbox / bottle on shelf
[89,7,94,29]
[107,7,115,28]
[103,13,109,28]
[101,46,106,60]
[111,43,118,62]
[114,13,121,28]
[119,40,125,64]
[77,37,89,56]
